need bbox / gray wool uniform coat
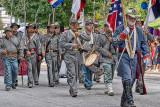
[60,29,90,94]
[24,33,41,85]
[44,34,61,85]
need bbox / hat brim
[4,30,13,33]
[126,14,140,18]
[11,25,20,28]
[85,22,93,25]
[26,26,35,29]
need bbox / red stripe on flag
[111,0,115,2]
[48,0,52,3]
[77,0,86,20]
[107,12,117,32]
[151,0,157,6]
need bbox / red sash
[136,51,147,94]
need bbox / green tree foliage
[0,0,103,27]
[0,19,3,29]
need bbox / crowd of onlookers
[146,37,160,72]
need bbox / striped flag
[48,0,63,8]
[71,0,86,20]
[144,0,160,27]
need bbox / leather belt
[29,48,36,52]
[46,49,58,53]
[7,53,17,55]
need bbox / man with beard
[25,23,42,88]
[34,23,44,79]
[96,21,117,96]
[112,8,150,107]
[0,27,23,91]
[135,19,154,95]
[60,18,90,97]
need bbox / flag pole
[52,8,55,24]
[10,0,13,25]
[120,0,132,54]
[93,0,96,23]
[74,15,78,51]
[103,0,106,24]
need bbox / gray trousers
[46,53,59,85]
[25,53,38,85]
[64,52,80,94]
[37,60,42,78]
[100,63,115,84]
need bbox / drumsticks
[89,46,95,55]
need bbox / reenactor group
[0,8,153,107]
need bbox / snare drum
[85,52,104,76]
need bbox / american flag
[107,0,123,33]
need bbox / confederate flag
[107,0,123,33]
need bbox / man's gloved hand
[123,27,130,35]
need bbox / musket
[93,0,96,23]
[34,7,40,23]
[21,0,27,86]
[44,14,52,56]
[10,0,13,25]
[20,60,24,86]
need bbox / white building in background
[0,4,15,28]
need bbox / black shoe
[55,81,60,84]
[123,81,136,107]
[34,81,39,85]
[86,86,91,90]
[28,84,33,88]
[6,88,10,91]
[79,80,84,83]
[49,83,54,87]
[96,79,100,83]
[12,85,16,89]
[71,92,77,97]
[15,80,18,86]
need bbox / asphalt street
[0,63,159,107]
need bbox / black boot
[121,91,128,107]
[123,81,136,107]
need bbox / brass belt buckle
[31,49,34,51]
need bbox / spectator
[153,38,160,72]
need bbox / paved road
[0,64,159,107]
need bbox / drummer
[97,21,117,96]
[81,20,101,90]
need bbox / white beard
[127,19,136,26]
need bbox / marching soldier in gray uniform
[60,18,91,97]
[0,27,23,91]
[10,23,25,86]
[34,23,44,78]
[81,20,101,90]
[97,21,117,96]
[42,23,61,87]
[54,22,62,77]
[24,23,42,88]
